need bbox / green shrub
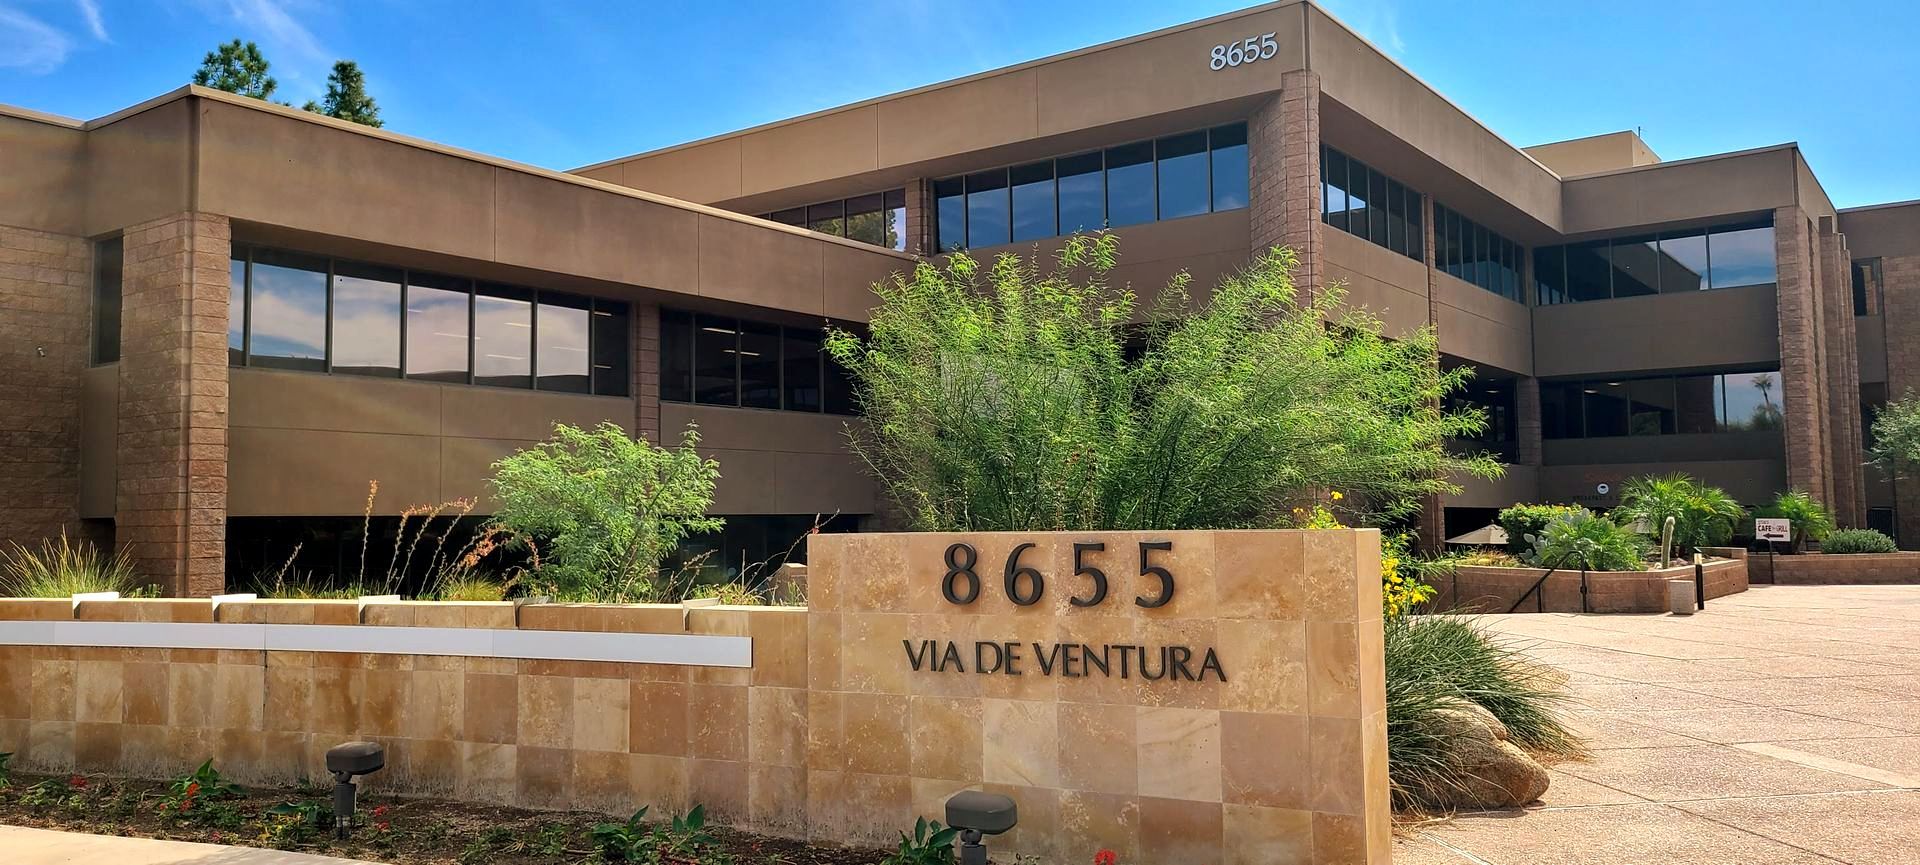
[1610,472,1745,559]
[1495,504,1582,557]
[1754,489,1836,549]
[431,573,507,601]
[1823,528,1898,554]
[823,238,1501,531]
[1385,615,1581,811]
[490,421,722,603]
[1524,510,1649,572]
[1,530,155,598]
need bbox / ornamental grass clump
[1822,528,1898,554]
[824,236,1501,531]
[1384,614,1581,811]
[0,530,156,598]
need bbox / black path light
[944,790,1018,865]
[325,741,386,838]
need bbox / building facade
[2,0,1918,593]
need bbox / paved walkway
[0,824,379,865]
[1396,584,1920,865]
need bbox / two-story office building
[3,1,1918,593]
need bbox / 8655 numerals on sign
[941,541,1174,609]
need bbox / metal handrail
[1508,566,1560,614]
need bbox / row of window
[1435,205,1524,302]
[1854,258,1883,317]
[761,189,908,251]
[1321,144,1423,262]
[659,309,857,415]
[1541,371,1782,439]
[1535,220,1776,305]
[934,123,1249,252]
[1444,377,1519,462]
[227,246,631,396]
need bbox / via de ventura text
[903,639,1226,683]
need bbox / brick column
[902,178,933,256]
[117,212,230,596]
[634,302,662,443]
[1775,207,1831,506]
[1515,377,1543,467]
[1819,223,1865,527]
[1249,69,1323,295]
[1882,253,1920,547]
[1414,193,1444,551]
[0,224,89,551]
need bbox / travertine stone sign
[804,529,1389,864]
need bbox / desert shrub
[1385,615,1581,810]
[1382,532,1443,618]
[1610,473,1745,559]
[1455,549,1520,568]
[1524,510,1648,572]
[1,530,156,598]
[1495,504,1582,557]
[490,422,721,603]
[1822,528,1898,554]
[824,238,1501,532]
[1870,392,1920,485]
[1754,489,1835,550]
[431,573,508,601]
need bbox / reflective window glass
[1534,246,1566,305]
[844,193,885,246]
[1345,161,1369,240]
[660,309,693,402]
[884,189,908,251]
[1472,222,1490,290]
[330,261,402,377]
[1540,382,1583,439]
[1627,377,1675,435]
[1406,187,1423,261]
[808,201,845,237]
[1155,131,1209,220]
[1105,141,1155,228]
[770,208,806,227]
[1675,375,1718,434]
[1368,167,1388,245]
[965,169,1010,249]
[1584,381,1629,437]
[1385,180,1407,255]
[783,327,822,412]
[592,300,629,397]
[535,293,590,393]
[1657,231,1709,293]
[739,321,781,409]
[1565,241,1612,302]
[1611,236,1660,297]
[473,284,531,388]
[1010,161,1057,243]
[91,237,122,365]
[1324,149,1349,232]
[1720,371,1783,431]
[1209,124,1248,211]
[1708,223,1777,289]
[694,314,737,405]
[934,177,966,252]
[228,252,246,364]
[249,249,329,372]
[404,272,469,383]
[1057,151,1104,234]
[824,335,856,415]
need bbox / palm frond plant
[1755,489,1835,552]
[1610,472,1744,560]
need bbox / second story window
[659,309,858,416]
[765,190,907,251]
[1534,218,1775,305]
[1321,144,1423,263]
[1540,370,1782,439]
[1434,204,1523,302]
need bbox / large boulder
[1429,698,1550,810]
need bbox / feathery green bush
[1822,528,1898,554]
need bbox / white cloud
[0,5,73,74]
[75,0,106,41]
[222,0,326,66]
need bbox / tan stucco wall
[661,403,872,517]
[1559,147,1798,236]
[1445,464,1539,510]
[1432,273,1532,376]
[1323,227,1428,338]
[1531,284,1780,378]
[79,364,117,519]
[85,99,195,239]
[0,112,86,236]
[1522,131,1659,178]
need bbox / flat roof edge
[0,101,85,129]
[1839,197,1920,214]
[1555,142,1798,181]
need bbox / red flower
[67,775,88,789]
[375,821,390,832]
[1094,850,1118,865]
[372,805,389,818]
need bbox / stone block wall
[1437,559,1747,614]
[1775,207,1831,508]
[0,224,90,552]
[1745,551,1920,585]
[634,302,662,443]
[1249,70,1323,294]
[1881,253,1920,547]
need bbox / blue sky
[2,1,1914,208]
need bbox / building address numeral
[941,541,1173,608]
[1210,33,1279,71]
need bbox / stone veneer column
[1249,69,1323,295]
[1412,192,1444,550]
[634,302,662,443]
[1774,207,1832,506]
[1882,253,1920,546]
[0,224,89,550]
[116,213,230,596]
[1819,224,1866,527]
[902,178,933,256]
[1515,377,1543,467]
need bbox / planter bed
[1432,558,1747,614]
[1745,550,1920,585]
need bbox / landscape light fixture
[325,741,386,838]
[944,790,1018,865]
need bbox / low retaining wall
[0,528,1392,864]
[1746,550,1920,584]
[1434,558,1747,613]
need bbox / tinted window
[844,193,885,246]
[738,321,781,409]
[1057,151,1103,234]
[1658,231,1709,293]
[808,200,845,237]
[91,237,121,365]
[1104,141,1155,228]
[404,272,469,382]
[1611,236,1660,297]
[1720,371,1783,431]
[1155,131,1209,220]
[934,177,966,252]
[1406,187,1423,261]
[966,169,1010,249]
[1627,377,1675,435]
[1210,123,1248,211]
[770,208,806,227]
[229,252,246,364]
[1368,168,1388,245]
[1386,180,1407,255]
[660,309,693,402]
[1540,382,1583,439]
[1854,259,1882,316]
[1533,246,1566,305]
[1708,223,1776,289]
[592,300,629,397]
[694,314,737,405]
[1675,374,1718,434]
[1585,381,1629,437]
[473,284,532,388]
[248,249,329,372]
[1324,149,1349,233]
[884,189,907,251]
[331,261,402,377]
[535,293,590,393]
[1345,161,1369,240]
[783,328,822,412]
[1565,241,1612,302]
[824,343,856,415]
[1010,161,1056,243]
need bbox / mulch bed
[0,771,892,864]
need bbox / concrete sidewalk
[1,824,383,865]
[1395,585,1920,865]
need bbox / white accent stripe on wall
[0,621,753,668]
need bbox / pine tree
[302,60,383,128]
[192,39,279,101]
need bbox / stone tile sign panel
[0,528,1389,864]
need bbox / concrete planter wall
[1745,551,1920,584]
[1435,558,1747,614]
[0,528,1393,864]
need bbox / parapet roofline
[1839,197,1920,214]
[1553,142,1801,181]
[3,84,914,263]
